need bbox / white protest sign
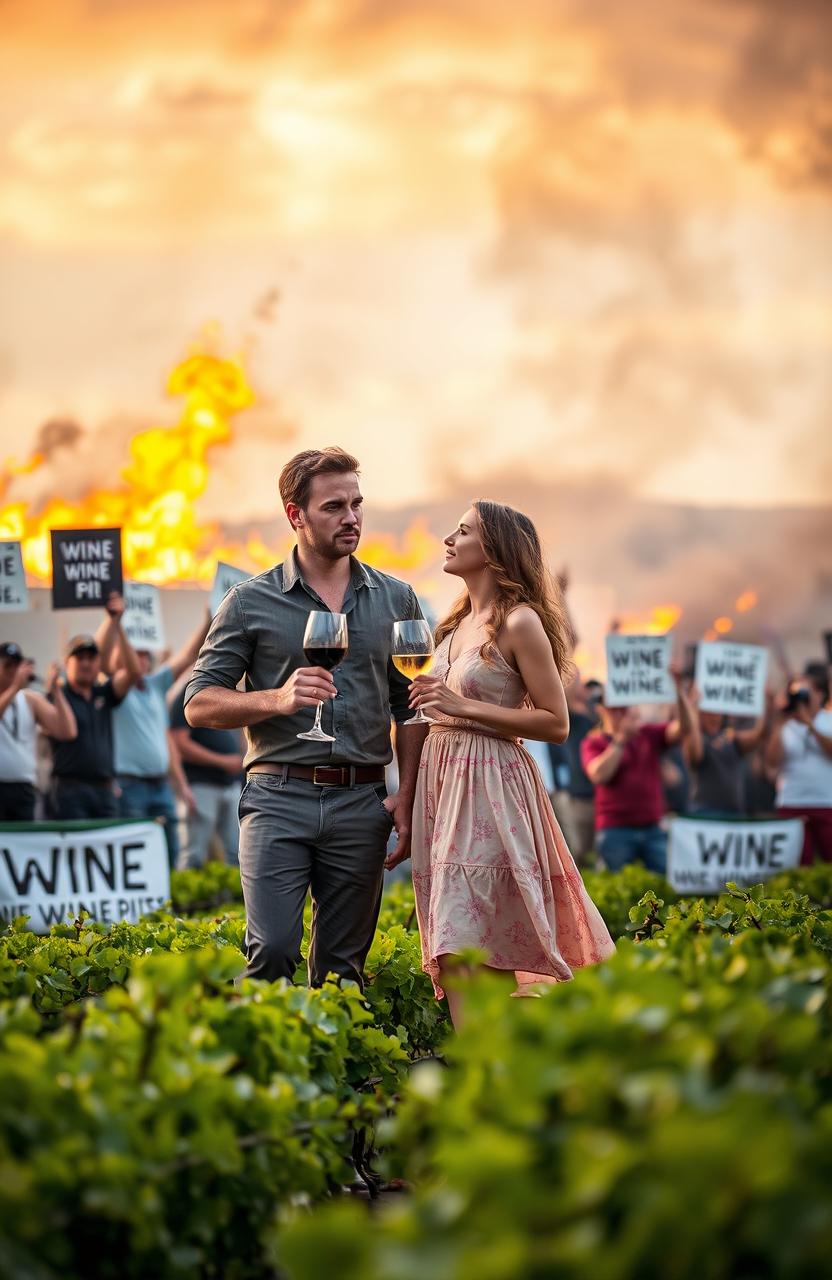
[667,816,802,895]
[604,633,675,707]
[0,541,28,612]
[0,821,170,933]
[695,642,768,717]
[211,561,251,615]
[122,581,166,651]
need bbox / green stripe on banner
[0,820,162,833]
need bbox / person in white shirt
[766,672,832,864]
[0,642,77,820]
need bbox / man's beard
[307,527,361,560]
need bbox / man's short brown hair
[278,447,361,511]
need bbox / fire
[735,590,758,613]
[616,603,683,635]
[0,344,444,589]
[713,616,734,635]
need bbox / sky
[1,0,831,523]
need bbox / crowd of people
[0,592,244,870]
[532,659,832,871]
[1,591,830,879]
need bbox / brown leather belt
[248,762,385,787]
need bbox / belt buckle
[313,765,337,786]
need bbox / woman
[766,673,832,863]
[406,501,614,1026]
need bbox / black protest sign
[51,528,123,610]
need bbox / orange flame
[713,616,734,635]
[616,603,682,635]
[0,345,444,588]
[735,590,758,613]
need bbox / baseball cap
[66,634,100,659]
[0,642,23,662]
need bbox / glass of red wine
[297,610,349,743]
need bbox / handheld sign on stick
[604,633,674,707]
[0,542,28,613]
[211,561,251,616]
[51,528,123,610]
[123,582,166,651]
[694,641,768,717]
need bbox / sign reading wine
[0,821,169,933]
[694,642,768,717]
[604,633,674,707]
[667,816,802,894]
[0,541,28,613]
[51,528,123,610]
[123,581,166,651]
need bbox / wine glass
[392,619,435,725]
[297,611,349,743]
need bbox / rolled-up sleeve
[388,588,427,724]
[184,588,254,706]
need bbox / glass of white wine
[391,619,435,725]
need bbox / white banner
[123,581,166,651]
[211,561,250,616]
[0,541,28,612]
[605,633,674,707]
[0,821,170,933]
[694,641,768,717]
[667,816,803,894]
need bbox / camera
[786,686,811,714]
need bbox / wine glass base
[296,729,337,742]
[400,713,432,726]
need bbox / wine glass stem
[312,700,324,733]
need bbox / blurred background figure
[766,670,832,864]
[109,609,211,868]
[0,643,76,820]
[681,689,775,818]
[48,595,141,820]
[170,682,244,869]
[564,676,602,865]
[581,670,693,874]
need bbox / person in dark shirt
[49,593,141,820]
[564,677,601,864]
[683,693,774,817]
[170,685,244,869]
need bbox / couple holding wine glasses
[185,448,613,1027]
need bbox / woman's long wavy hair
[435,500,575,679]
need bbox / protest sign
[123,581,165,651]
[0,541,28,612]
[0,820,169,933]
[51,528,123,610]
[695,641,768,717]
[604,633,674,707]
[667,816,803,894]
[211,561,250,615]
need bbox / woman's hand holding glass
[392,619,435,725]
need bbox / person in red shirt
[580,669,692,873]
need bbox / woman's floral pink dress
[411,634,615,997]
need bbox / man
[170,681,244,869]
[766,671,832,863]
[581,668,693,874]
[109,609,211,867]
[0,643,77,820]
[49,593,141,820]
[185,447,426,988]
[682,689,774,818]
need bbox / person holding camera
[765,672,832,863]
[0,643,77,820]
